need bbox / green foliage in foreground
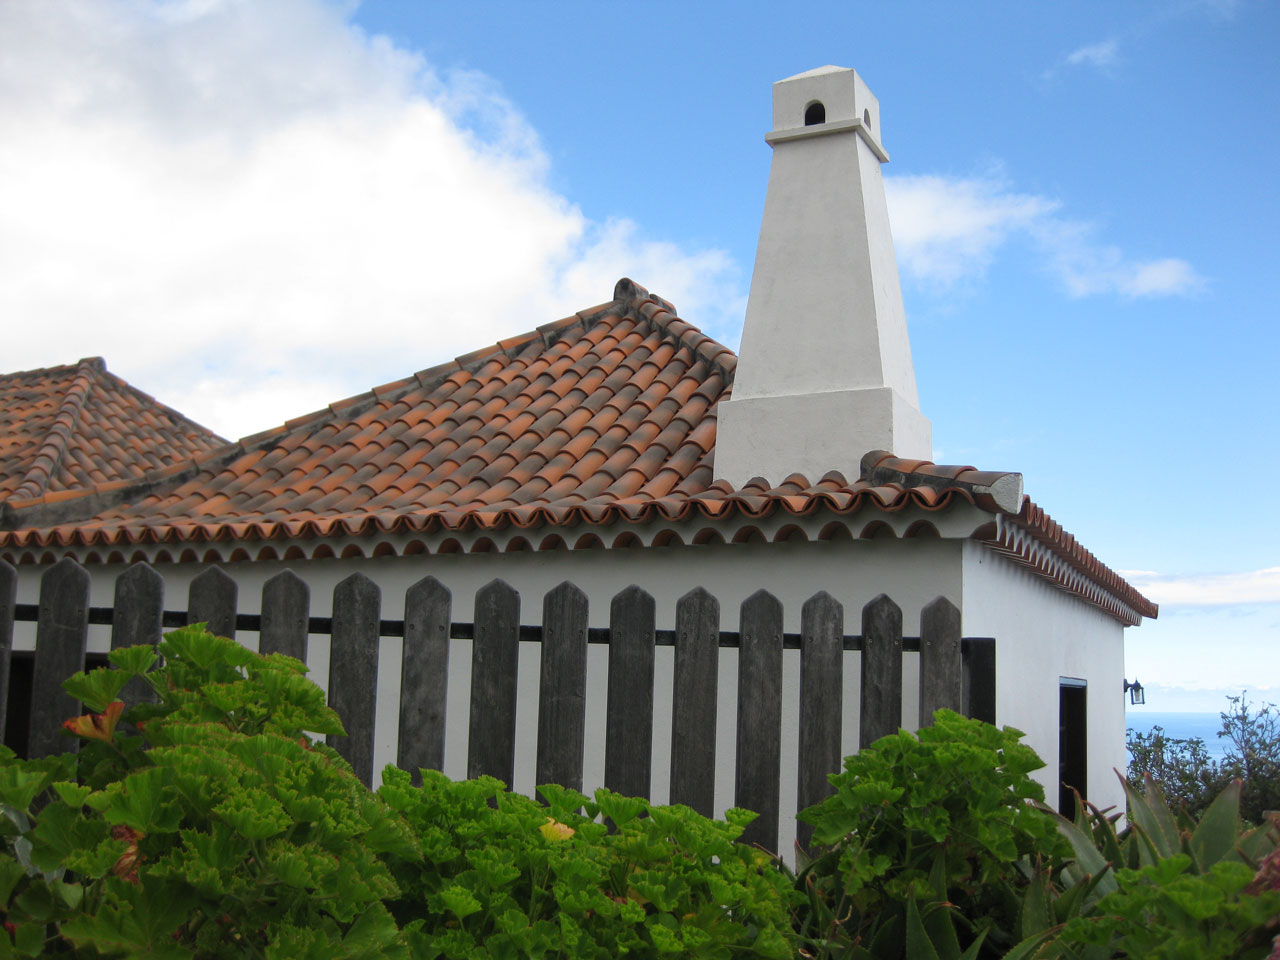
[791,711,1280,959]
[0,626,795,958]
[1035,773,1280,959]
[795,712,1070,958]
[3,626,1280,959]
[0,627,412,958]
[379,772,795,958]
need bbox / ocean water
[1126,711,1230,762]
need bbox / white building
[0,67,1155,849]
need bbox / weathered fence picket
[0,560,16,743]
[468,579,519,784]
[1,558,997,855]
[399,576,450,779]
[860,594,903,749]
[736,590,784,849]
[605,585,656,800]
[536,581,589,794]
[669,586,719,817]
[259,570,309,662]
[327,573,381,785]
[30,559,90,758]
[796,591,842,850]
[188,566,237,641]
[919,596,962,725]
[110,562,163,706]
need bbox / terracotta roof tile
[0,357,225,504]
[1,280,1153,625]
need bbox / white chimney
[715,66,932,486]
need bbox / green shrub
[1052,856,1280,960]
[0,627,798,959]
[0,626,416,958]
[378,772,797,958]
[1011,774,1280,959]
[794,710,1070,959]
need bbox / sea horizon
[1126,710,1231,762]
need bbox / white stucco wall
[960,540,1128,815]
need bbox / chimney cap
[769,64,885,160]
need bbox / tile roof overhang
[0,281,1157,626]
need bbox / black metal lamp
[1124,678,1145,705]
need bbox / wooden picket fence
[0,558,995,850]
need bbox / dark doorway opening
[1059,679,1088,819]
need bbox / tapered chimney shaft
[715,66,932,486]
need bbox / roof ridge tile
[9,357,104,502]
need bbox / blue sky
[1,0,1276,710]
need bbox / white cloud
[883,175,1056,287]
[1120,567,1280,606]
[0,0,742,440]
[886,173,1205,299]
[1064,38,1120,70]
[1117,258,1204,297]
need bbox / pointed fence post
[30,559,90,757]
[0,559,16,743]
[188,567,237,640]
[797,590,843,850]
[260,570,309,662]
[670,586,719,817]
[468,579,520,785]
[736,589,783,852]
[605,585,655,800]
[536,581,589,794]
[326,573,381,786]
[400,576,451,780]
[919,596,962,727]
[860,594,903,750]
[110,562,164,706]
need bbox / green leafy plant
[378,771,798,958]
[1005,773,1280,958]
[0,626,418,958]
[1052,855,1280,960]
[1,627,800,959]
[794,710,1071,959]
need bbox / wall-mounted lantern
[1124,679,1145,705]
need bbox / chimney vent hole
[804,101,825,126]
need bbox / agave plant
[999,772,1280,960]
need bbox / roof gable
[0,357,226,504]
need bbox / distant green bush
[1127,693,1280,824]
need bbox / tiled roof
[0,282,1155,624]
[0,357,226,505]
